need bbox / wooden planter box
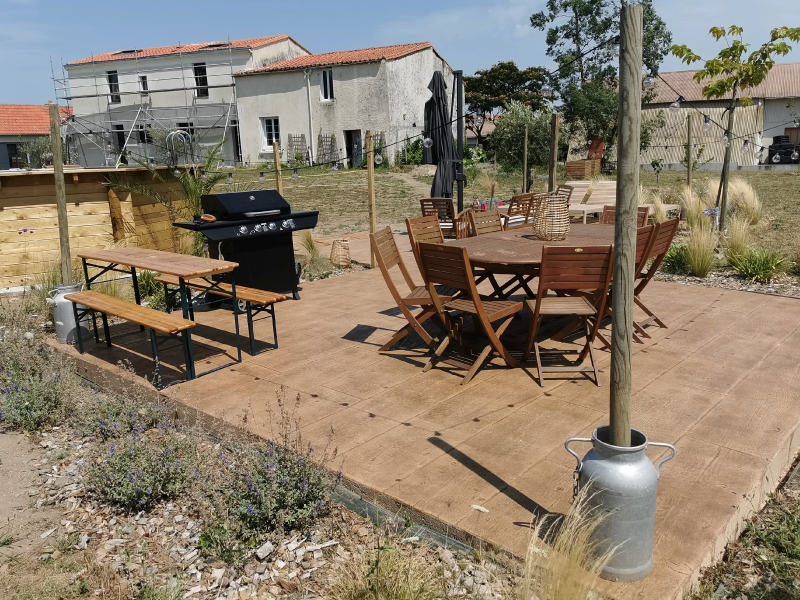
[565,159,601,179]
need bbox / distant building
[60,36,309,167]
[0,103,72,169]
[234,42,457,167]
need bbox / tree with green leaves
[464,61,548,147]
[531,0,671,157]
[672,25,800,231]
[491,100,554,171]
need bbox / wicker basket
[330,239,351,267]
[533,193,570,241]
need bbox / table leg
[81,258,99,342]
[130,267,144,332]
[178,278,195,380]
[229,273,242,363]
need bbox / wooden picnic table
[77,247,241,381]
[447,223,616,268]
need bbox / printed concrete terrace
[64,236,800,600]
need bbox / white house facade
[233,42,457,167]
[61,36,309,167]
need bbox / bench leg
[163,283,172,314]
[149,329,163,389]
[82,258,99,342]
[270,304,278,349]
[131,267,144,332]
[181,330,194,382]
[246,302,256,356]
[101,312,111,348]
[72,302,85,354]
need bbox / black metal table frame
[80,258,242,386]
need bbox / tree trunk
[718,103,737,232]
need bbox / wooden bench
[64,290,195,388]
[155,274,286,356]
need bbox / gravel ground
[655,269,800,298]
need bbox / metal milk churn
[565,426,676,582]
[49,283,90,344]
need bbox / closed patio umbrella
[423,71,456,199]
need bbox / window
[137,124,152,144]
[112,124,125,149]
[107,71,121,103]
[139,75,149,96]
[6,143,24,168]
[193,63,209,98]
[260,117,280,150]
[320,69,334,101]
[176,122,195,136]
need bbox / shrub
[86,432,196,511]
[661,244,690,274]
[395,139,424,166]
[491,100,553,171]
[728,177,762,225]
[87,395,174,441]
[724,215,750,264]
[729,249,784,283]
[686,226,717,278]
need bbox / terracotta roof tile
[66,35,307,66]
[650,62,800,104]
[0,104,72,136]
[237,42,435,75]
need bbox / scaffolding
[51,42,245,167]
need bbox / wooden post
[107,188,126,242]
[522,123,528,194]
[366,130,377,269]
[686,114,693,189]
[548,113,560,192]
[609,4,643,448]
[50,103,72,285]
[273,142,283,196]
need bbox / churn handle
[564,437,592,471]
[649,442,677,477]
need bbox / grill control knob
[254,224,263,233]
[281,220,290,229]
[238,225,248,235]
[268,222,277,231]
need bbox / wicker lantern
[533,193,571,241]
[330,239,351,267]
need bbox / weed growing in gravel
[87,432,197,511]
[728,248,785,283]
[661,244,690,274]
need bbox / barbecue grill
[173,190,318,299]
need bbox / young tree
[464,61,548,146]
[491,100,554,171]
[672,26,800,230]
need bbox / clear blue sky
[1,0,798,105]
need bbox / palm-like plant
[107,141,228,222]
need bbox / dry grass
[518,487,614,600]
[680,185,713,230]
[687,224,717,277]
[651,196,668,224]
[478,166,499,200]
[727,177,762,225]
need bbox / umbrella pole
[455,70,465,213]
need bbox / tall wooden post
[686,114,693,188]
[107,188,126,242]
[522,123,528,194]
[609,4,643,448]
[273,142,283,196]
[548,113,560,192]
[50,103,72,285]
[366,130,377,269]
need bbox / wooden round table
[446,223,616,268]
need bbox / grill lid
[201,190,290,220]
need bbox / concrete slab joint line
[48,269,800,600]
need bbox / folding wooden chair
[501,195,535,229]
[633,217,680,337]
[594,224,657,349]
[455,209,474,239]
[556,185,575,203]
[370,227,454,352]
[406,215,445,275]
[469,209,505,236]
[417,242,523,385]
[420,198,457,237]
[601,205,649,226]
[524,245,613,387]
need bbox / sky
[1,0,798,105]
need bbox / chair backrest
[556,185,575,203]
[406,215,444,276]
[469,209,504,236]
[636,217,680,294]
[420,198,456,225]
[635,224,656,277]
[504,196,534,229]
[417,242,476,296]
[455,209,473,239]
[600,205,649,226]
[536,245,614,295]
[370,227,417,303]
